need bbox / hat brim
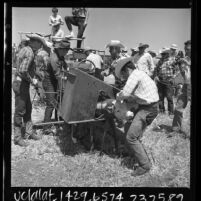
[106,42,125,49]
[26,34,47,47]
[115,57,133,79]
[138,44,149,48]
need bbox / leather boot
[25,121,42,140]
[13,126,29,147]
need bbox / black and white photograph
[10,6,192,188]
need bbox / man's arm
[117,71,139,101]
[48,16,53,26]
[147,53,155,76]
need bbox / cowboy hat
[115,57,133,79]
[26,33,47,48]
[131,47,138,52]
[106,40,125,49]
[170,44,178,50]
[148,50,157,56]
[138,43,149,49]
[53,39,70,49]
[160,47,171,55]
[84,46,92,53]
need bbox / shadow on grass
[152,124,173,133]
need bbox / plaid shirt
[155,57,177,81]
[16,46,34,78]
[34,48,51,80]
[179,56,191,84]
[119,69,159,105]
[72,8,87,18]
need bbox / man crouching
[115,57,159,176]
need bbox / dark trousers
[64,16,86,48]
[14,80,32,139]
[124,102,159,168]
[172,84,191,130]
[157,81,174,113]
[42,77,58,123]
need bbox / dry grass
[11,72,190,187]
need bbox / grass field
[11,72,190,187]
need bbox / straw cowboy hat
[84,46,92,53]
[138,43,149,49]
[170,44,178,50]
[106,40,125,49]
[160,47,171,55]
[115,57,133,79]
[26,33,48,48]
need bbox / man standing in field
[84,47,104,80]
[115,57,159,176]
[171,40,191,136]
[12,37,42,146]
[132,43,155,77]
[154,48,176,116]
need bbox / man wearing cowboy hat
[170,44,178,59]
[12,35,45,146]
[102,40,127,86]
[27,34,61,134]
[154,48,176,116]
[84,47,104,80]
[132,43,155,77]
[171,40,191,137]
[115,57,159,176]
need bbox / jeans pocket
[146,111,158,126]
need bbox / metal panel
[60,67,118,123]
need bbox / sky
[12,8,191,54]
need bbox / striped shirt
[155,57,176,81]
[16,46,34,81]
[34,48,51,79]
[119,69,159,105]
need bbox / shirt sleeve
[59,15,64,25]
[49,16,53,26]
[121,71,139,98]
[147,54,155,75]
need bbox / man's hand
[154,76,159,83]
[32,78,38,86]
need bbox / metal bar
[68,118,105,124]
[33,120,65,127]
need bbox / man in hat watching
[102,40,126,86]
[115,57,159,176]
[12,36,43,146]
[84,47,104,80]
[65,8,89,48]
[132,43,155,77]
[170,44,178,59]
[171,40,191,136]
[154,48,176,116]
[27,34,61,133]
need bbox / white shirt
[132,52,155,76]
[51,29,64,41]
[119,69,159,105]
[86,52,103,69]
[49,14,64,26]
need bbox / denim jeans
[64,16,86,48]
[172,84,191,130]
[13,80,32,140]
[157,81,174,113]
[124,102,159,168]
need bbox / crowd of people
[12,7,191,177]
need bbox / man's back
[86,52,103,69]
